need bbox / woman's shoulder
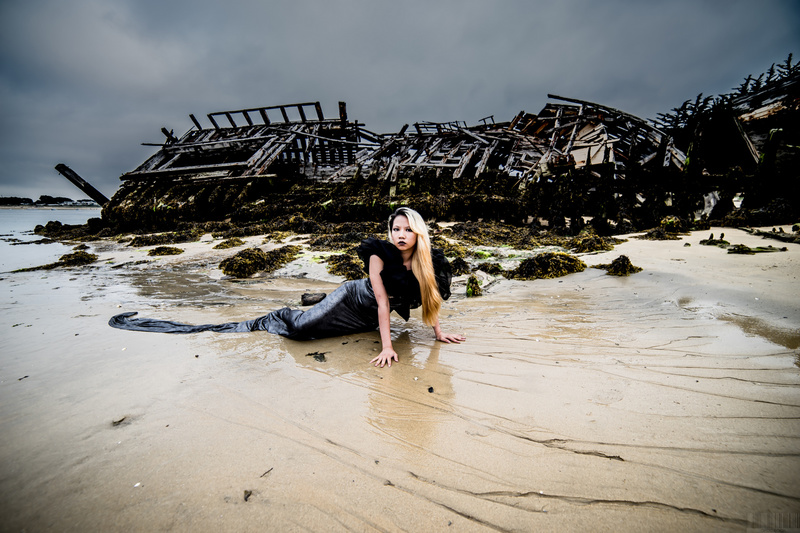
[357,238,400,266]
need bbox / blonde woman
[110,207,465,367]
[359,207,465,366]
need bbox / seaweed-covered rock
[219,246,301,277]
[506,252,586,280]
[58,251,99,267]
[659,216,689,234]
[476,262,504,276]
[148,246,184,256]
[635,227,683,241]
[592,255,643,276]
[444,221,540,249]
[727,244,787,255]
[13,250,99,272]
[431,236,468,258]
[449,257,472,276]
[308,232,375,252]
[128,228,203,247]
[698,233,729,246]
[567,234,616,253]
[213,237,246,249]
[326,253,366,280]
[466,275,482,297]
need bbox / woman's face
[391,214,417,252]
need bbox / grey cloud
[1,0,798,199]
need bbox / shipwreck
[61,70,799,233]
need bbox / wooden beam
[189,114,203,130]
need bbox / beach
[1,221,798,532]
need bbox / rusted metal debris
[120,96,686,189]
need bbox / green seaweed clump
[326,253,366,280]
[727,244,787,255]
[431,236,468,258]
[57,251,99,267]
[449,257,472,276]
[14,251,99,272]
[506,252,586,280]
[592,255,643,276]
[148,246,184,256]
[128,228,203,247]
[476,262,505,276]
[635,227,682,241]
[219,245,301,277]
[698,233,729,247]
[567,234,616,253]
[307,232,372,252]
[213,237,246,249]
[466,275,482,297]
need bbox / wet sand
[0,227,798,532]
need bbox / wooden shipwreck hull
[102,96,693,230]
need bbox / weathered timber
[54,164,110,206]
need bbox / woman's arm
[432,317,466,344]
[368,255,398,367]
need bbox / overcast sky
[1,0,798,200]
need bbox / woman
[109,207,465,367]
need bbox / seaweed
[213,237,246,249]
[431,235,468,259]
[449,257,472,276]
[325,253,366,280]
[506,252,586,280]
[592,255,643,276]
[466,275,482,297]
[634,227,683,241]
[727,244,787,255]
[128,228,203,247]
[13,250,98,272]
[307,232,374,252]
[148,246,184,256]
[476,262,505,276]
[698,233,730,246]
[219,245,301,278]
[566,233,617,253]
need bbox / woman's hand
[436,331,466,344]
[371,347,399,367]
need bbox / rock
[301,293,327,306]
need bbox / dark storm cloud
[1,0,798,199]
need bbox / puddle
[718,314,800,350]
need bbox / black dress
[109,238,452,340]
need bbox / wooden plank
[453,145,479,180]
[189,114,203,130]
[280,106,290,123]
[207,114,220,130]
[224,113,237,128]
[315,102,324,121]
[124,161,247,178]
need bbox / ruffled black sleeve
[356,237,401,273]
[432,248,452,301]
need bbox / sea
[0,207,102,272]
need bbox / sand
[0,227,798,532]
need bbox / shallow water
[0,207,101,272]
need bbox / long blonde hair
[388,207,442,325]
